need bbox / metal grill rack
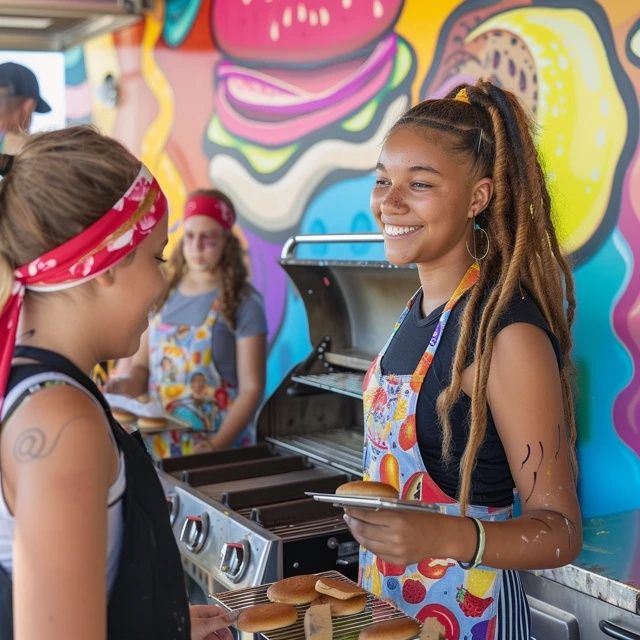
[212,570,415,640]
[289,372,365,399]
[266,429,363,476]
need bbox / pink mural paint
[613,141,640,456]
[211,0,404,64]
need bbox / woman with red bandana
[0,127,235,640]
[107,189,267,457]
[342,81,582,639]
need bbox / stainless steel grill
[212,570,413,640]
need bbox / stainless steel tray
[306,492,445,514]
[210,570,415,640]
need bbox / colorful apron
[360,263,512,640]
[145,296,253,458]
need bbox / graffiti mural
[70,0,640,518]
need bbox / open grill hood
[0,0,149,51]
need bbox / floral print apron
[360,263,512,640]
[145,297,253,458]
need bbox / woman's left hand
[343,508,451,566]
[189,604,238,640]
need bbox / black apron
[0,347,190,640]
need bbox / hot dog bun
[236,603,298,632]
[335,480,399,499]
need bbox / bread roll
[137,416,168,430]
[112,409,137,424]
[312,593,367,616]
[420,617,445,640]
[314,577,367,600]
[304,603,333,640]
[235,603,298,632]
[267,574,320,604]
[336,481,399,499]
[358,617,420,640]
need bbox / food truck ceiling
[0,0,149,51]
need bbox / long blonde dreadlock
[389,80,577,513]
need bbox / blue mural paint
[298,173,386,261]
[573,231,640,517]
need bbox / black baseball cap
[0,62,51,113]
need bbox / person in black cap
[0,61,51,154]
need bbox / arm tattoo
[520,444,531,469]
[524,441,544,504]
[13,414,94,464]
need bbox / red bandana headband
[0,164,167,414]
[183,193,235,230]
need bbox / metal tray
[305,492,445,514]
[210,570,415,640]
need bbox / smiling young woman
[344,81,581,639]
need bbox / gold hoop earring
[466,222,490,261]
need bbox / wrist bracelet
[458,517,486,570]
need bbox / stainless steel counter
[522,510,640,639]
[528,509,640,614]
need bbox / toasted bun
[358,618,420,640]
[236,603,298,632]
[314,577,367,600]
[420,617,446,640]
[335,481,398,499]
[112,409,137,423]
[312,593,367,616]
[267,574,320,604]
[137,416,168,429]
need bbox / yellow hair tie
[454,87,471,104]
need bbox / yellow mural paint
[467,8,626,255]
[84,34,120,135]
[395,0,464,104]
[140,0,186,254]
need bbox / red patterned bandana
[0,164,167,414]
[183,193,235,230]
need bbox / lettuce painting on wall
[69,0,640,519]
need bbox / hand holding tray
[305,492,446,514]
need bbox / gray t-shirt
[161,285,267,387]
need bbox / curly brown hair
[164,189,248,329]
[389,80,577,513]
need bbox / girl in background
[108,190,267,457]
[0,126,234,640]
[343,81,581,639]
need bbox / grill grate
[290,372,365,399]
[211,570,415,640]
[267,429,363,476]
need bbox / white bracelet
[458,517,486,569]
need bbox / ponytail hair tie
[0,154,14,177]
[454,87,471,104]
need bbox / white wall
[0,50,65,132]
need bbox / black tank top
[0,347,190,640]
[381,288,562,507]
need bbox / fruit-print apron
[145,296,253,458]
[360,263,523,640]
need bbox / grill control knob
[180,513,209,553]
[220,540,250,582]
[166,494,180,526]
